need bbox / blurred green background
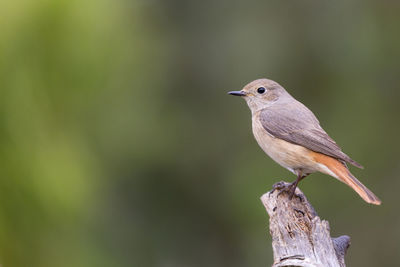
[0,0,399,266]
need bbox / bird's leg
[289,174,307,200]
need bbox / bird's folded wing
[259,103,363,168]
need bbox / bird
[228,78,381,205]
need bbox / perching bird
[228,78,381,205]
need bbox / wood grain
[261,182,350,267]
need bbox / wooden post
[261,182,351,267]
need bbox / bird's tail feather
[313,153,381,205]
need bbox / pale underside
[257,101,363,169]
[252,111,338,179]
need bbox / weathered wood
[261,181,350,267]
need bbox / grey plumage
[229,78,380,204]
[259,99,363,169]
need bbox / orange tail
[312,152,381,205]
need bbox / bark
[260,181,350,267]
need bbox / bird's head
[228,78,289,113]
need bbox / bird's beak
[228,90,246,96]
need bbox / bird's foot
[288,184,297,200]
[272,181,303,202]
[272,181,289,192]
[272,182,293,196]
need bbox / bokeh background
[0,0,399,266]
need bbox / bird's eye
[257,87,266,94]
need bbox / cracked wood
[261,182,350,267]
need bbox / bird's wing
[259,102,363,168]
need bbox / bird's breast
[252,112,320,174]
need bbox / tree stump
[260,181,351,267]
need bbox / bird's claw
[272,181,304,202]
